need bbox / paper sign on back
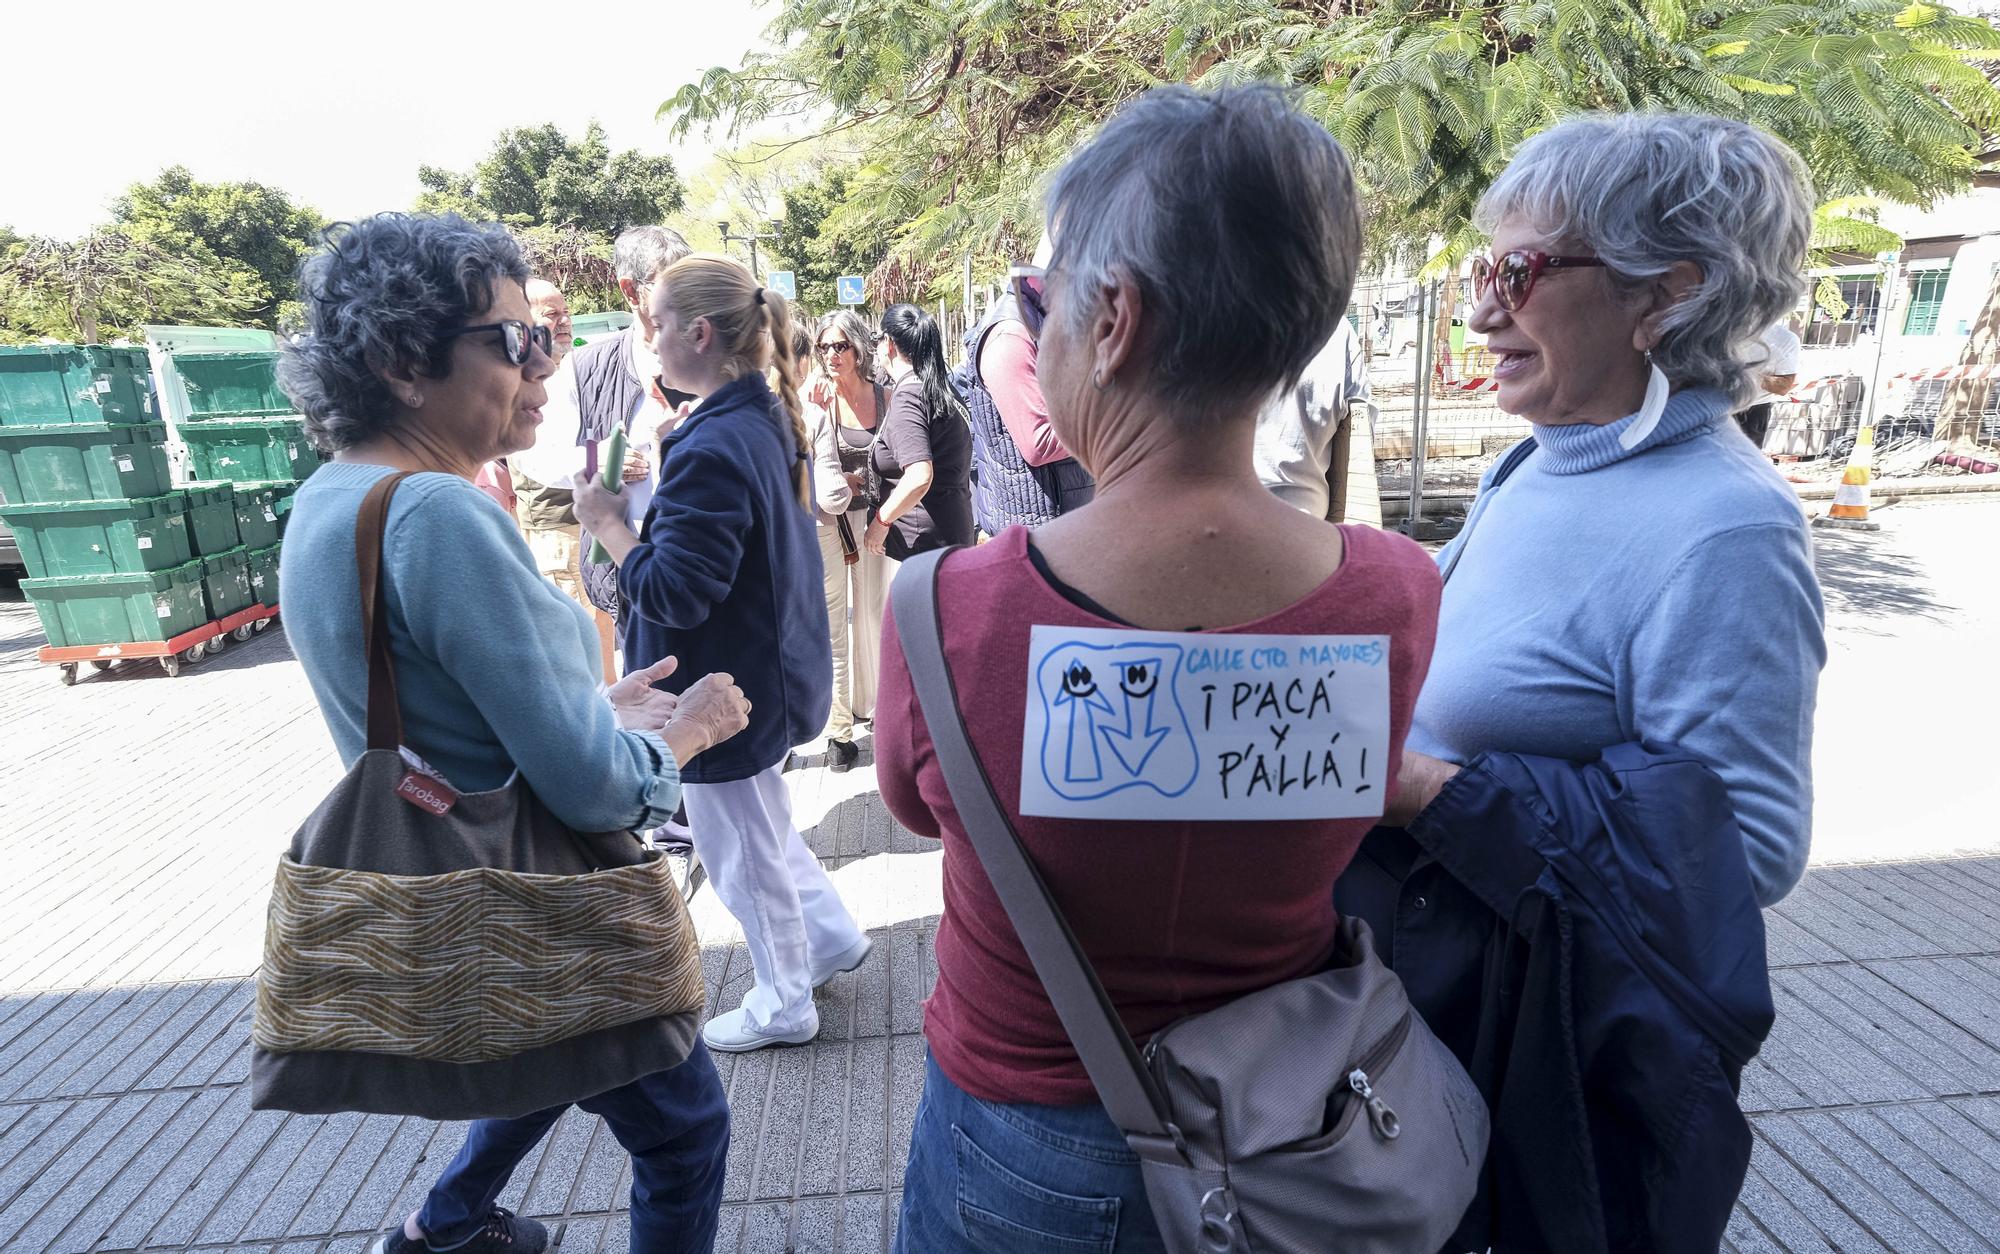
[1019,625,1391,821]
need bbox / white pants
[817,516,893,742]
[681,766,866,1033]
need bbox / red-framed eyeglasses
[1471,250,1607,312]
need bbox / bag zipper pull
[1347,1068,1401,1140]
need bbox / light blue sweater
[1409,389,1825,905]
[281,463,680,832]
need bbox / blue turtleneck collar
[1529,387,1732,475]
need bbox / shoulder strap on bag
[357,472,417,752]
[891,550,1186,1159]
[1437,435,1537,586]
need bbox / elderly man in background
[1733,319,1801,451]
[513,227,694,682]
[1253,317,1374,522]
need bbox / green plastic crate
[199,546,255,618]
[174,351,289,418]
[0,422,173,505]
[247,542,281,609]
[179,417,320,482]
[0,493,191,578]
[0,345,153,426]
[231,484,281,549]
[22,559,208,647]
[181,482,240,556]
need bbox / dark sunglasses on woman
[441,319,555,365]
[1009,265,1049,340]
[1470,250,1607,312]
[818,340,854,357]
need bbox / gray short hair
[613,225,692,283]
[1474,113,1812,406]
[279,214,529,452]
[1044,85,1361,422]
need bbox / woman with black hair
[864,303,975,559]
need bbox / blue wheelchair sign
[837,275,866,306]
[768,271,797,300]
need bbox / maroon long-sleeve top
[874,525,1442,1105]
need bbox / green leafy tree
[513,223,622,313]
[0,229,260,344]
[774,165,896,312]
[416,121,687,236]
[665,0,2000,294]
[110,166,325,328]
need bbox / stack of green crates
[0,345,217,648]
[172,351,301,610]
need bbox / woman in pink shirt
[878,84,1442,1253]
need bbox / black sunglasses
[441,320,554,365]
[818,340,854,355]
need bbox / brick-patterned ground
[2,497,1997,1253]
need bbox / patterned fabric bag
[250,472,705,1121]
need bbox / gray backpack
[891,548,1489,1253]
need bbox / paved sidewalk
[2,499,1997,1252]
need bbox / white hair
[1476,112,1813,407]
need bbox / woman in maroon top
[878,84,1442,1253]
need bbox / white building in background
[1798,186,2000,391]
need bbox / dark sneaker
[377,1208,549,1254]
[827,738,860,773]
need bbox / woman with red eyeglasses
[1387,112,1826,908]
[805,309,892,770]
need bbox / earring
[1092,369,1114,392]
[406,392,424,408]
[1618,350,1670,451]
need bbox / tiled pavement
[4,501,1999,1252]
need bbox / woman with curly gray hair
[277,213,747,1254]
[1385,113,1827,907]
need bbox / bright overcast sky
[0,0,775,237]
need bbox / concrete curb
[1789,476,2000,502]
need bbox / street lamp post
[718,219,783,284]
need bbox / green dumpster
[181,482,240,556]
[199,546,255,619]
[23,559,208,647]
[247,542,282,609]
[0,344,153,426]
[231,484,281,549]
[0,422,173,504]
[179,417,320,482]
[175,351,289,418]
[0,493,192,578]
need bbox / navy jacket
[1337,742,1775,1254]
[618,372,832,783]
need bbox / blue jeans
[894,1052,1166,1254]
[418,1044,729,1253]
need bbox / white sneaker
[809,935,874,988]
[702,1006,818,1052]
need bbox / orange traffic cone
[1813,424,1881,532]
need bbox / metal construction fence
[1351,278,2000,538]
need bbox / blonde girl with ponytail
[574,251,870,1055]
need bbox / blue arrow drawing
[1101,658,1172,776]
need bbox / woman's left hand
[1382,750,1461,828]
[573,476,625,534]
[864,518,890,556]
[609,655,682,731]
